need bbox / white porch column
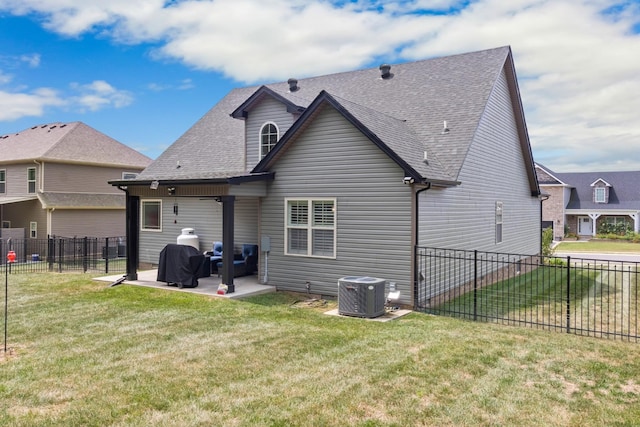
[588,213,601,236]
[632,212,639,233]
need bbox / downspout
[413,182,432,308]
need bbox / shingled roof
[136,46,535,190]
[560,170,640,210]
[0,122,151,169]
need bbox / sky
[1,0,639,172]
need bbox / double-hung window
[27,167,36,193]
[594,187,606,203]
[0,169,5,194]
[141,200,162,231]
[285,199,336,258]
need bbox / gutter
[108,172,275,188]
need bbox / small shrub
[541,228,555,257]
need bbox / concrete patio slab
[324,308,412,322]
[94,269,276,299]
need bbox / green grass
[2,273,640,426]
[555,240,640,253]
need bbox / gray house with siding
[0,122,151,239]
[536,163,640,240]
[112,46,541,305]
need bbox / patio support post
[221,195,235,293]
[125,193,140,281]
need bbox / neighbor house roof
[558,170,640,211]
[0,122,151,169]
[134,46,537,193]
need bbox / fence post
[47,237,53,272]
[83,237,88,273]
[566,256,571,334]
[105,237,109,274]
[58,239,63,273]
[473,249,478,321]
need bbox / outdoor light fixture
[168,187,176,195]
[403,177,415,185]
[150,180,159,190]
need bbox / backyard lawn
[1,273,639,426]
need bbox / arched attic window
[260,122,279,159]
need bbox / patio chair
[216,243,258,278]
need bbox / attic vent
[288,78,299,92]
[31,126,37,129]
[41,125,47,128]
[379,64,392,79]
[50,125,57,129]
[60,124,67,128]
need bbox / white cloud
[70,80,134,111]
[20,53,41,67]
[1,0,640,170]
[0,71,12,85]
[0,88,65,120]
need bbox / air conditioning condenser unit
[338,276,386,318]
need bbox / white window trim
[30,221,37,239]
[495,201,503,244]
[122,171,139,180]
[259,122,279,159]
[0,169,5,194]
[284,198,337,259]
[594,187,606,203]
[141,199,163,232]
[27,167,36,194]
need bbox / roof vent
[379,64,392,79]
[288,78,299,92]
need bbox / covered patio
[95,269,276,299]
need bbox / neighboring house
[0,122,152,239]
[536,163,640,240]
[112,46,541,305]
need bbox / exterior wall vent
[288,78,299,92]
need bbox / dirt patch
[291,298,330,309]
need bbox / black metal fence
[0,236,126,275]
[415,247,639,342]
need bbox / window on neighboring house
[260,122,279,159]
[495,201,503,244]
[285,199,336,258]
[0,169,5,194]
[2,221,10,228]
[122,172,139,180]
[30,221,37,238]
[594,187,606,203]
[27,167,36,193]
[141,200,162,231]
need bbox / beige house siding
[50,209,125,238]
[42,162,130,193]
[1,199,46,237]
[0,163,39,197]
